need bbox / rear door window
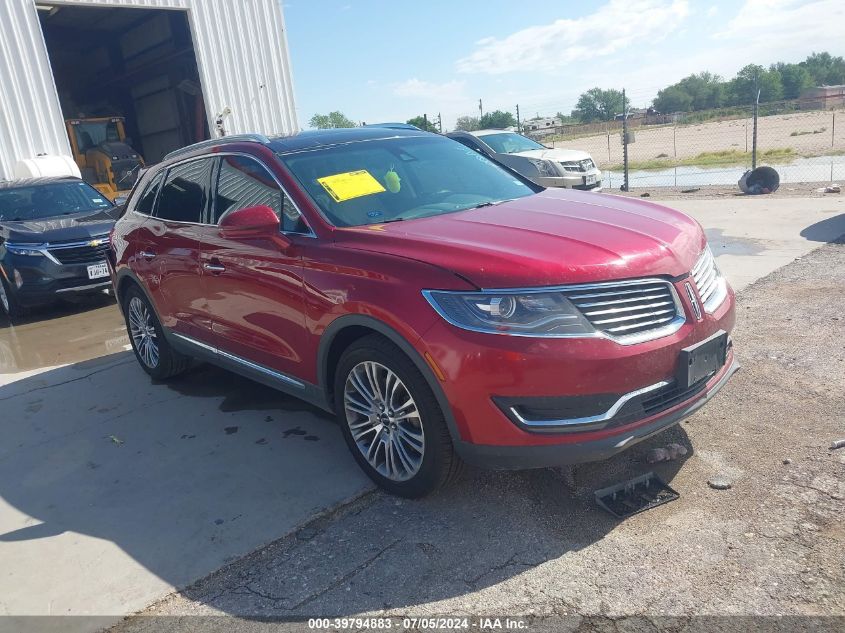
[156,159,214,223]
[214,155,309,233]
[133,172,164,216]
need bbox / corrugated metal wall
[0,0,298,181]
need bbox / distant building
[522,117,561,137]
[801,85,845,109]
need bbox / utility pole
[478,99,483,120]
[752,71,760,169]
[436,112,442,133]
[622,88,629,192]
[516,104,521,133]
[423,113,429,132]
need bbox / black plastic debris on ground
[594,472,679,519]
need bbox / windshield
[73,121,121,152]
[479,132,546,154]
[0,181,113,222]
[278,135,536,227]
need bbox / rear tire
[334,334,463,498]
[121,286,191,380]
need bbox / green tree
[309,111,357,129]
[653,85,693,113]
[406,115,439,133]
[479,110,517,129]
[574,88,624,122]
[726,64,783,105]
[774,62,814,99]
[454,115,481,131]
[800,52,845,86]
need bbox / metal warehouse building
[0,0,298,182]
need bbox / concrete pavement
[661,195,845,291]
[0,195,843,627]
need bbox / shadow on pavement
[0,340,693,620]
[0,354,369,617]
[171,424,695,617]
[800,213,845,242]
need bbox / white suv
[447,129,602,191]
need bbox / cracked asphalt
[109,238,845,630]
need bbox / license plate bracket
[677,330,727,389]
[585,174,597,185]
[87,261,110,280]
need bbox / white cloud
[455,0,689,74]
[715,0,844,48]
[706,6,718,17]
[392,78,468,102]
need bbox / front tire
[0,276,25,320]
[334,335,463,498]
[122,286,191,380]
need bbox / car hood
[334,189,705,289]
[0,209,116,244]
[510,148,593,162]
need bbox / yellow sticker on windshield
[317,170,386,203]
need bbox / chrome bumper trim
[55,281,112,293]
[509,380,670,430]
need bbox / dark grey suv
[0,177,116,317]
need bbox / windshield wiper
[469,198,515,210]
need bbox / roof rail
[162,134,271,161]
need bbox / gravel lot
[552,109,845,169]
[609,186,842,201]
[109,238,845,631]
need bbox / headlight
[5,243,46,257]
[423,289,595,336]
[527,159,558,178]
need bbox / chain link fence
[535,94,844,190]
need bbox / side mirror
[219,204,280,239]
[113,195,129,206]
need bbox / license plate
[585,174,597,185]
[677,330,727,388]
[87,262,110,280]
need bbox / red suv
[111,128,737,497]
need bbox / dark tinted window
[133,172,164,215]
[156,159,213,223]
[0,181,112,222]
[451,136,484,153]
[215,155,308,233]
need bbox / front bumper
[0,254,111,306]
[533,170,602,190]
[417,278,736,467]
[456,351,738,469]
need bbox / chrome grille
[47,234,110,265]
[560,158,595,173]
[563,279,682,341]
[691,247,727,312]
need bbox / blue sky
[283,0,844,130]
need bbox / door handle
[203,263,226,273]
[139,250,156,261]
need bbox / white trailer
[0,0,298,181]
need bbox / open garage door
[38,4,210,186]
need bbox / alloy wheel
[343,361,425,482]
[127,296,159,368]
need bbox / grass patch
[790,127,827,136]
[606,148,796,171]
